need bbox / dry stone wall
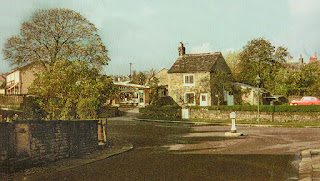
[0,120,98,173]
[190,109,320,122]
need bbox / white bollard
[230,112,236,133]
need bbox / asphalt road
[22,116,308,181]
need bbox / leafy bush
[98,105,120,118]
[20,96,47,120]
[139,105,181,119]
[155,96,178,106]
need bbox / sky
[0,0,320,75]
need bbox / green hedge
[98,105,120,118]
[190,105,320,113]
[139,105,182,119]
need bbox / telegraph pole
[129,63,132,81]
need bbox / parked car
[290,96,320,105]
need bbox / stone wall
[154,68,168,86]
[0,120,98,173]
[0,95,24,106]
[0,123,12,174]
[190,108,320,122]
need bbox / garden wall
[0,120,98,173]
[190,109,320,122]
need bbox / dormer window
[184,74,194,86]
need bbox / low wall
[0,95,24,106]
[190,109,320,122]
[0,120,98,173]
[0,123,13,174]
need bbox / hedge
[98,105,120,118]
[139,105,182,119]
[189,105,320,113]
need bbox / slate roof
[168,52,224,73]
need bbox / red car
[290,96,320,105]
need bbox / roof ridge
[182,52,221,56]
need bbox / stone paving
[299,149,320,181]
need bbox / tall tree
[237,38,288,90]
[3,8,109,71]
[224,50,241,75]
[300,62,320,96]
[4,8,114,120]
[130,70,147,85]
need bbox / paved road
[22,114,320,180]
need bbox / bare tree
[3,8,109,71]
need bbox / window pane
[186,93,194,104]
[185,76,189,84]
[202,95,206,101]
[184,75,194,84]
[190,75,194,84]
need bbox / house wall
[242,88,256,105]
[168,72,211,106]
[6,71,20,86]
[6,64,40,95]
[155,69,168,86]
[20,65,39,95]
[0,95,24,106]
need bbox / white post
[230,112,236,133]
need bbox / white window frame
[184,74,195,86]
[184,92,195,106]
[200,93,208,106]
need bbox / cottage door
[200,94,208,106]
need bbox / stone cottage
[167,42,232,107]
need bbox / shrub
[20,96,47,120]
[139,105,181,119]
[155,96,178,106]
[98,105,120,118]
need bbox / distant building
[111,82,150,107]
[309,52,318,63]
[286,55,294,63]
[111,75,130,83]
[6,63,41,95]
[0,74,6,94]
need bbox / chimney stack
[178,42,185,56]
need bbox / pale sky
[0,0,319,75]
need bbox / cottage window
[184,74,195,86]
[185,92,195,105]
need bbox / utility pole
[129,63,132,81]
[255,75,261,127]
